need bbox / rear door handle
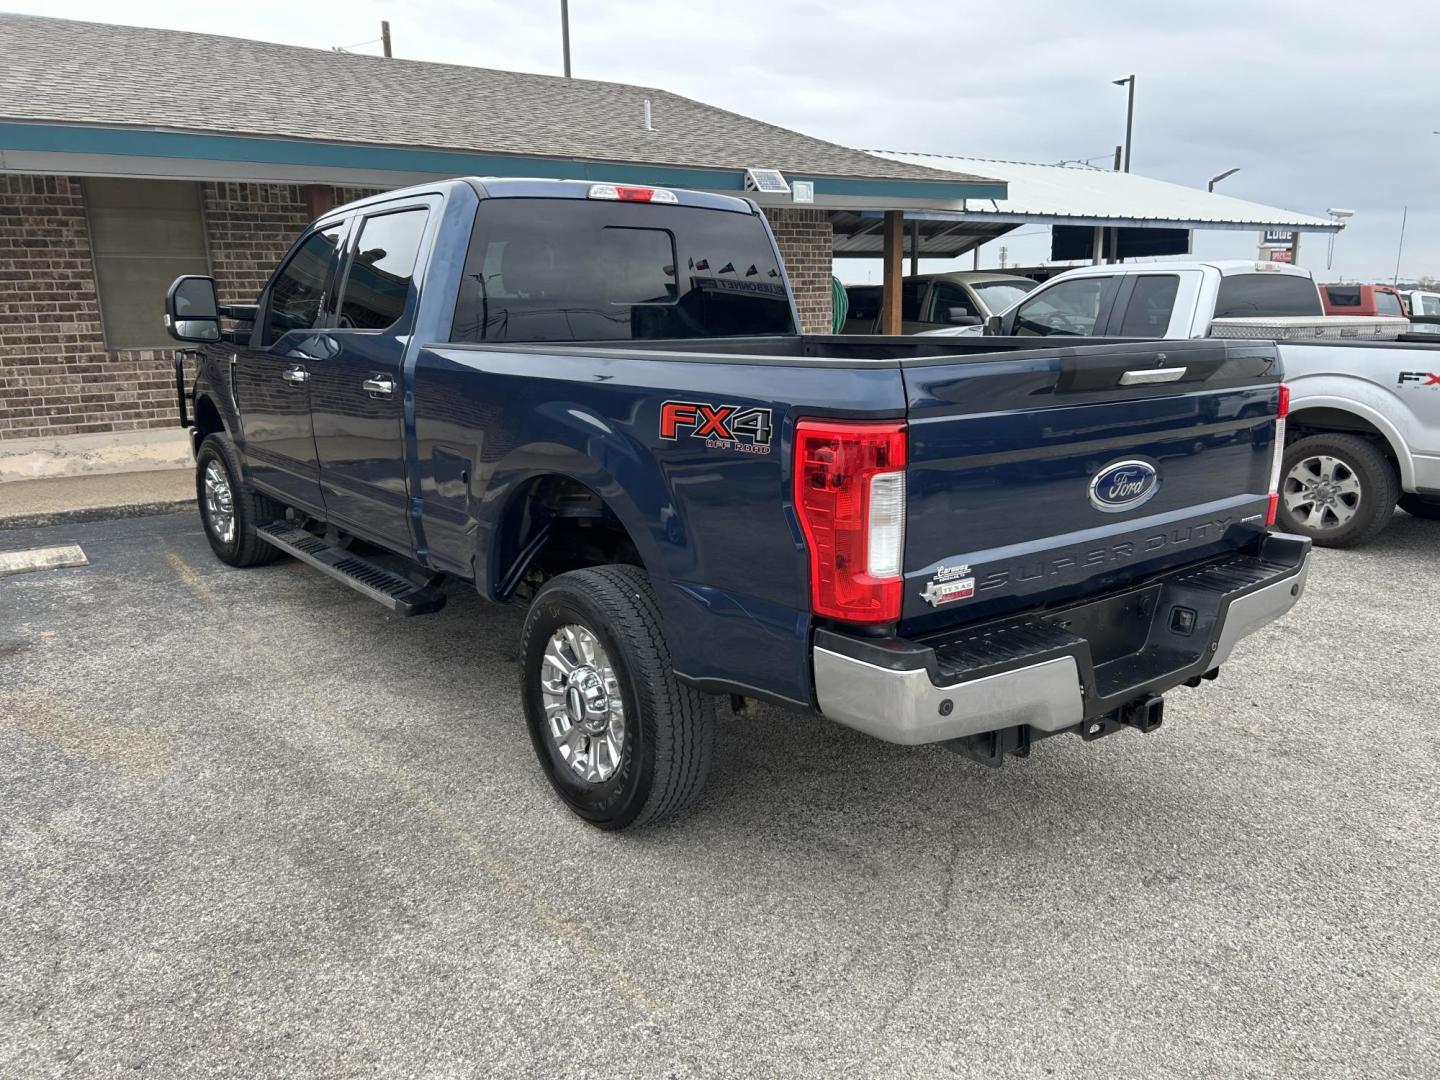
[1119,366,1187,386]
[362,375,395,396]
[281,365,309,384]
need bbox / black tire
[194,433,287,568]
[1399,494,1440,521]
[520,565,713,830]
[1276,433,1398,549]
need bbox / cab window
[1214,274,1322,318]
[336,208,429,331]
[262,223,345,345]
[928,281,977,322]
[1013,277,1115,336]
[900,279,925,321]
[1117,274,1180,336]
[1374,290,1404,317]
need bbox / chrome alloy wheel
[202,459,236,545]
[539,624,626,784]
[1283,454,1361,532]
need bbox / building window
[85,179,210,350]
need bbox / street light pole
[561,0,571,77]
[1208,168,1240,192]
[1113,75,1135,172]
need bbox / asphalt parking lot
[1,510,1437,1079]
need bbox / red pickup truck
[1318,284,1408,318]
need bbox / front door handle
[281,365,309,384]
[362,375,395,396]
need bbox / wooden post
[381,21,392,58]
[881,211,903,335]
[302,184,336,220]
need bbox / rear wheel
[195,433,286,568]
[520,565,713,830]
[1399,494,1440,520]
[1277,433,1397,548]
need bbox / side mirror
[946,309,982,326]
[165,275,221,343]
[985,314,1003,335]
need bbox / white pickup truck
[941,260,1440,547]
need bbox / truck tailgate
[900,339,1282,630]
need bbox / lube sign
[1088,459,1160,513]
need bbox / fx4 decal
[660,401,774,454]
[1398,371,1440,387]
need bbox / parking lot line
[161,547,664,1018]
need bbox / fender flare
[1286,388,1414,490]
[474,404,685,600]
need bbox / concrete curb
[0,500,194,532]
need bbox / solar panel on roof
[744,168,790,194]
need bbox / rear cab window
[1214,273,1323,318]
[450,199,796,342]
[336,208,430,331]
[1117,274,1180,336]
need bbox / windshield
[973,280,1036,314]
[450,198,796,343]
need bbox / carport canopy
[836,151,1342,265]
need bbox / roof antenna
[644,99,653,132]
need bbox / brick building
[0,13,1002,460]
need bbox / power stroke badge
[920,562,975,607]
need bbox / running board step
[255,523,446,616]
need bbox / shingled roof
[0,13,997,191]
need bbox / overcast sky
[10,0,1437,282]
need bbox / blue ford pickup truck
[164,177,1310,829]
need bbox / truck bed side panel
[411,344,906,705]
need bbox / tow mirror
[165,275,221,343]
[985,314,1003,335]
[946,309,981,326]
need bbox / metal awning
[829,210,1015,258]
[864,151,1343,234]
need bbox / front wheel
[195,433,286,567]
[519,565,714,830]
[1276,433,1398,549]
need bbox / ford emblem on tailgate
[1088,459,1159,513]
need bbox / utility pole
[381,20,391,58]
[1113,75,1135,172]
[561,0,571,77]
[1107,145,1122,263]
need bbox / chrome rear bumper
[814,534,1310,747]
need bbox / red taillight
[1267,383,1289,527]
[793,419,907,624]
